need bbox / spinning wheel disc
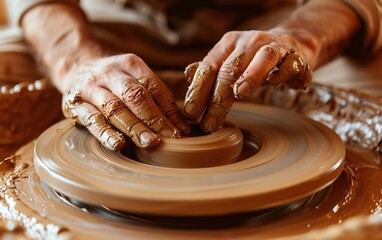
[34,103,345,216]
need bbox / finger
[113,54,191,136]
[233,42,288,99]
[266,52,312,90]
[184,62,199,83]
[137,76,191,136]
[62,93,125,151]
[183,34,237,120]
[103,72,181,139]
[201,46,256,132]
[87,87,161,149]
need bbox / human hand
[61,54,191,151]
[183,30,312,132]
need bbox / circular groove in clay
[34,103,346,216]
[135,123,243,168]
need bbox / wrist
[51,40,105,77]
[270,0,361,69]
[51,41,108,93]
[21,3,108,92]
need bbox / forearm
[21,3,105,93]
[272,0,362,69]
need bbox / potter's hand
[183,30,312,132]
[62,54,191,151]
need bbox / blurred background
[0,0,381,98]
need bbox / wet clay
[1,76,382,238]
[184,50,311,133]
[265,51,312,90]
[135,123,243,168]
[0,142,380,239]
[32,103,345,216]
[0,79,62,159]
[137,76,191,137]
[199,52,245,133]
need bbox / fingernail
[234,81,252,99]
[160,127,180,138]
[139,131,157,145]
[184,102,198,119]
[106,132,125,150]
[201,116,218,133]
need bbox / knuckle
[123,54,143,67]
[136,76,150,88]
[82,112,105,128]
[121,83,148,105]
[100,63,118,75]
[258,44,280,63]
[218,64,240,84]
[253,31,268,41]
[81,75,98,90]
[145,116,164,129]
[222,31,239,41]
[63,87,83,109]
[102,99,125,119]
[144,78,161,94]
[161,103,178,117]
[187,62,219,88]
[197,62,219,77]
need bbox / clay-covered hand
[183,30,312,132]
[61,54,191,151]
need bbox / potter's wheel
[34,102,345,216]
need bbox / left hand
[183,30,312,132]
[61,54,191,151]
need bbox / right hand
[60,54,191,151]
[183,30,312,133]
